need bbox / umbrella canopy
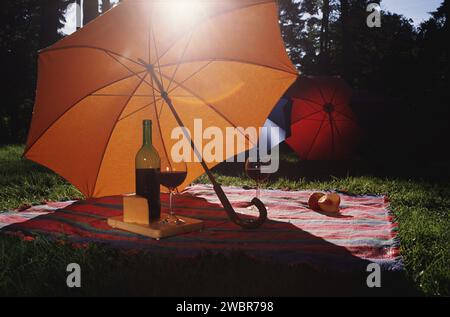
[261,98,292,150]
[285,76,361,160]
[25,0,298,201]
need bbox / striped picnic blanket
[0,184,402,270]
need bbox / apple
[318,193,341,213]
[308,192,325,211]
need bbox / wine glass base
[247,205,269,211]
[161,214,185,225]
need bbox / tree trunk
[83,0,99,26]
[340,0,354,84]
[319,0,330,74]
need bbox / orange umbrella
[24,0,298,228]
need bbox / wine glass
[245,154,271,208]
[160,159,187,225]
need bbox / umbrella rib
[117,97,162,122]
[106,50,181,107]
[333,102,356,113]
[92,75,148,196]
[159,72,256,146]
[334,109,357,122]
[333,118,346,159]
[168,62,213,94]
[40,45,144,68]
[330,87,339,105]
[309,78,328,104]
[156,98,172,170]
[305,113,327,161]
[148,73,161,118]
[106,51,162,95]
[292,110,323,124]
[158,97,164,117]
[92,94,156,97]
[333,117,343,140]
[159,58,298,76]
[24,71,146,155]
[303,118,349,122]
[149,71,172,169]
[166,31,195,92]
[151,22,166,92]
[295,97,323,107]
[163,94,190,97]
[148,7,152,64]
[43,45,161,93]
[328,114,335,159]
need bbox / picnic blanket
[0,185,402,270]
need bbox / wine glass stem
[169,190,174,216]
[256,182,260,200]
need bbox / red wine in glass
[160,162,187,225]
[159,171,187,189]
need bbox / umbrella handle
[213,183,267,229]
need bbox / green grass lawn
[0,145,448,296]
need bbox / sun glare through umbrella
[162,0,206,25]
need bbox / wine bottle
[135,120,161,221]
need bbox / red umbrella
[285,76,361,160]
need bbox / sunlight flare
[160,0,206,25]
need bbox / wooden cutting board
[107,214,204,240]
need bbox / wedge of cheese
[123,195,149,225]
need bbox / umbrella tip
[137,58,153,72]
[323,103,335,113]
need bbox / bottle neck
[143,122,152,147]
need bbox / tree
[318,0,330,72]
[0,0,41,144]
[0,0,70,144]
[417,0,449,93]
[317,0,342,74]
[279,0,321,70]
[413,0,450,155]
[339,0,353,83]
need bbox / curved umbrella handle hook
[213,184,267,229]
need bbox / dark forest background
[0,0,449,169]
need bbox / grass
[0,145,82,210]
[0,145,448,296]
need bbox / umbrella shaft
[147,68,218,187]
[147,66,267,229]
